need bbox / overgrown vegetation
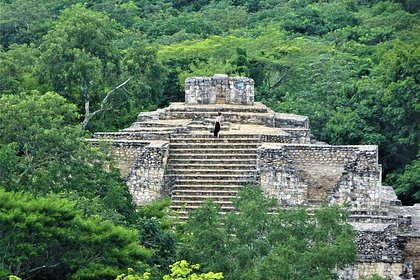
[0,0,418,278]
[1,0,418,204]
[179,186,356,280]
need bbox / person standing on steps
[214,112,222,138]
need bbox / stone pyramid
[91,74,419,279]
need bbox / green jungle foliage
[178,186,357,280]
[0,0,418,279]
[115,261,224,280]
[1,0,418,204]
[0,91,137,224]
[0,189,151,280]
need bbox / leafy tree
[136,199,177,276]
[114,261,223,280]
[389,151,420,205]
[122,41,168,109]
[0,189,151,280]
[38,4,123,130]
[163,261,223,280]
[179,186,356,280]
[0,0,65,48]
[378,41,420,171]
[115,268,151,280]
[0,91,137,223]
[0,44,40,95]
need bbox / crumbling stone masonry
[91,75,419,279]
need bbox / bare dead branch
[81,77,132,130]
[270,71,288,89]
[27,262,61,273]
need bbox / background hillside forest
[0,0,418,279]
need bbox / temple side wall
[258,144,381,208]
[185,75,254,105]
[406,238,420,276]
[329,146,382,209]
[127,142,169,205]
[339,262,405,280]
[258,144,308,206]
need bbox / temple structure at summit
[91,74,419,279]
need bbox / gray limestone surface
[89,75,419,279]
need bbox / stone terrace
[90,75,419,280]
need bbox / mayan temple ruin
[92,74,420,279]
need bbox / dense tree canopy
[0,91,137,224]
[0,189,151,280]
[178,186,356,280]
[0,0,418,278]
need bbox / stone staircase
[167,133,261,219]
[163,102,276,127]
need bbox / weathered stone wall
[406,237,420,276]
[339,262,405,280]
[226,76,254,105]
[353,223,405,263]
[258,144,308,206]
[328,146,382,209]
[185,74,254,105]
[258,144,382,208]
[111,141,148,179]
[338,214,415,279]
[95,131,172,141]
[127,142,169,205]
[137,108,166,122]
[281,128,311,143]
[86,139,149,179]
[275,113,309,129]
[185,77,216,104]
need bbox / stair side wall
[127,142,169,205]
[258,145,308,206]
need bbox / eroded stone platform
[90,75,419,280]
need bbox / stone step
[170,137,259,143]
[94,131,172,140]
[170,143,260,149]
[169,154,257,160]
[172,188,241,196]
[171,197,236,205]
[169,148,258,155]
[170,174,258,180]
[172,210,234,221]
[170,200,235,212]
[171,195,234,202]
[122,126,177,132]
[170,204,236,211]
[187,124,230,130]
[168,169,257,175]
[165,112,274,126]
[172,184,244,193]
[168,163,256,170]
[129,120,189,128]
[172,178,258,185]
[171,133,260,139]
